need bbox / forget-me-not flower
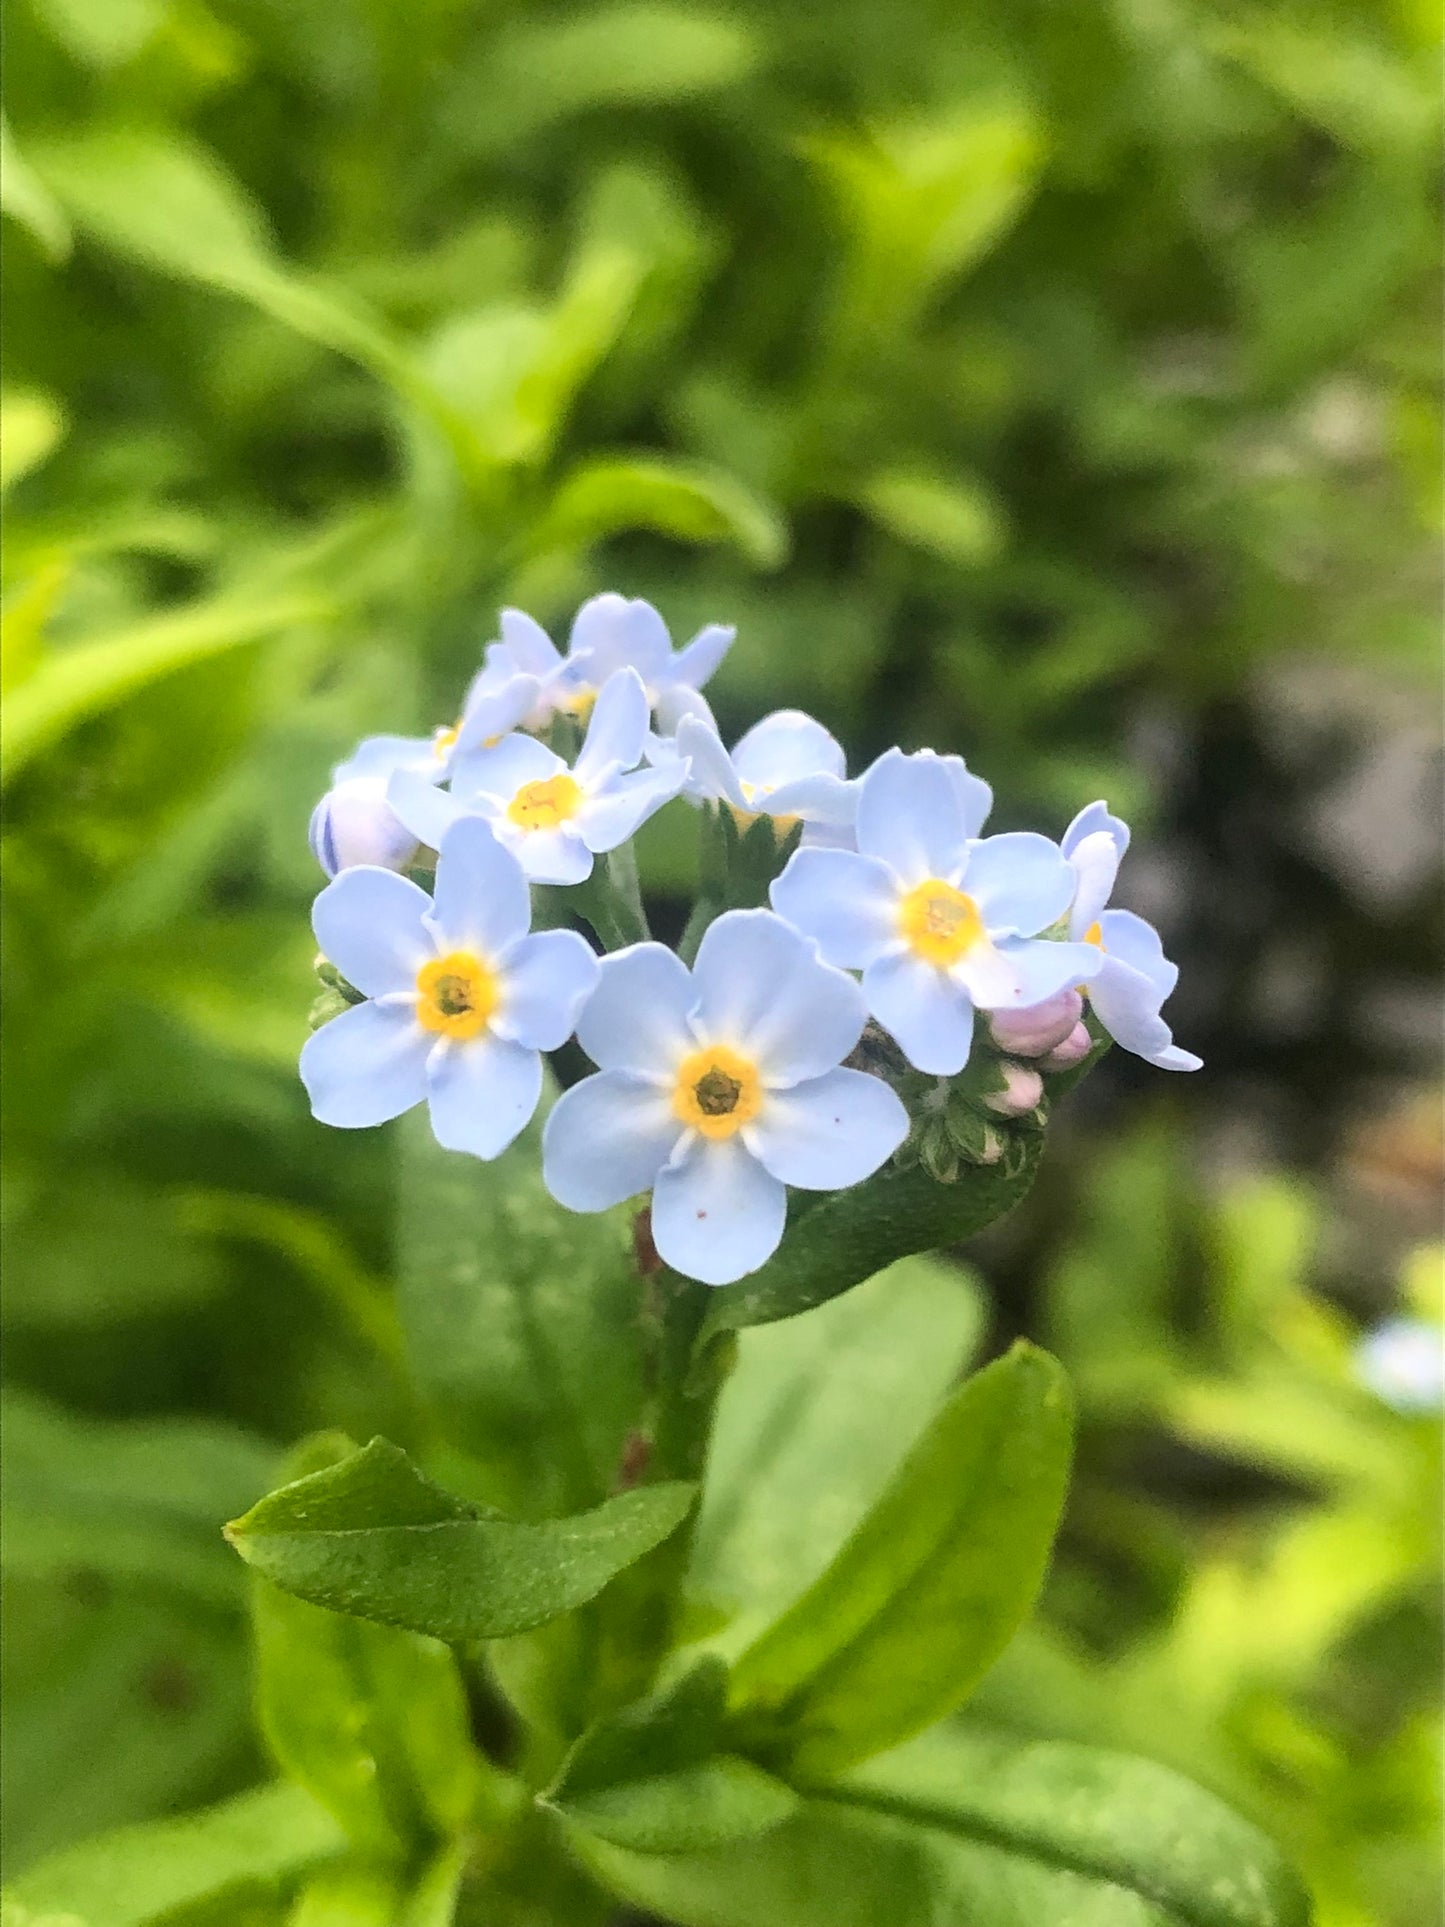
[659,708,860,845]
[310,676,544,876]
[541,909,909,1284]
[385,669,683,885]
[770,749,1097,1077]
[1061,800,1201,1072]
[486,592,735,733]
[300,818,598,1158]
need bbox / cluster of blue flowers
[303,595,1199,1285]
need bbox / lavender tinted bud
[309,777,419,877]
[982,1063,1044,1117]
[988,989,1083,1058]
[1042,1022,1093,1070]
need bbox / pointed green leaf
[4,1783,343,1927]
[697,1132,1042,1348]
[545,1660,798,1854]
[0,118,71,263]
[251,1434,482,1857]
[530,454,788,569]
[576,1725,1312,1927]
[728,1344,1072,1776]
[226,1438,695,1641]
[395,1104,645,1518]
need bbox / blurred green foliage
[1,0,1439,1920]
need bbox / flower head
[309,777,419,878]
[1061,800,1201,1073]
[541,909,909,1284]
[663,708,859,845]
[300,818,598,1158]
[384,669,683,884]
[485,593,735,734]
[770,749,1097,1076]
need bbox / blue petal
[499,608,563,678]
[671,621,735,690]
[1089,955,1198,1070]
[855,749,967,886]
[770,847,899,969]
[428,818,531,957]
[962,832,1073,936]
[301,1001,429,1127]
[569,595,671,682]
[987,937,1099,1006]
[450,732,561,804]
[675,714,746,807]
[864,949,975,1075]
[426,1034,543,1159]
[745,1068,908,1191]
[1063,799,1131,861]
[335,733,435,785]
[764,772,857,827]
[386,768,469,850]
[494,929,599,1050]
[575,668,649,785]
[941,754,993,839]
[1098,908,1177,999]
[313,866,433,996]
[691,909,866,1085]
[451,675,542,761]
[542,1069,680,1210]
[654,682,718,733]
[652,1137,787,1285]
[578,765,684,852]
[732,710,846,788]
[498,821,593,885]
[577,943,695,1073]
[1066,830,1123,937]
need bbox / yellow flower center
[433,722,461,760]
[415,951,498,1040]
[672,1044,763,1141]
[556,684,597,721]
[508,773,583,831]
[898,879,985,966]
[1084,920,1104,949]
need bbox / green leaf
[0,588,326,785]
[696,1128,1042,1350]
[251,1434,482,1857]
[0,1389,273,1606]
[4,1783,344,1927]
[727,1344,1073,1777]
[856,467,1006,566]
[544,1660,798,1854]
[530,454,788,569]
[576,1724,1312,1927]
[690,1255,986,1655]
[225,1437,696,1641]
[395,1104,645,1518]
[0,120,70,263]
[288,1862,401,1927]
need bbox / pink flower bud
[988,989,1083,1058]
[1042,1023,1093,1070]
[982,1063,1044,1117]
[309,777,419,876]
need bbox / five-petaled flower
[541,910,909,1285]
[662,708,859,846]
[770,749,1097,1076]
[485,592,735,734]
[385,669,682,885]
[1061,801,1201,1072]
[300,818,598,1158]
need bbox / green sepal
[225,1436,696,1642]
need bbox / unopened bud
[1042,1023,1093,1070]
[309,777,419,877]
[989,989,1083,1057]
[982,1063,1044,1117]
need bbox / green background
[2,0,1440,1921]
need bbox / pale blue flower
[486,593,735,732]
[1061,800,1201,1073]
[541,909,909,1285]
[385,669,683,885]
[770,749,1097,1077]
[1356,1317,1443,1414]
[661,708,859,845]
[312,676,543,875]
[300,818,598,1159]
